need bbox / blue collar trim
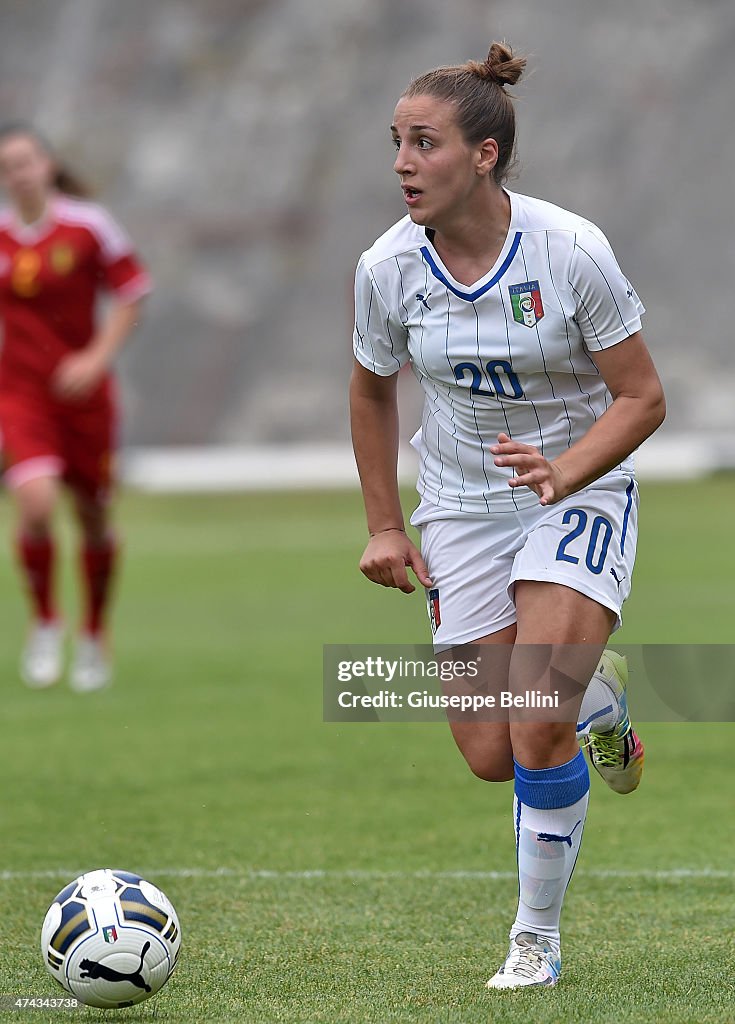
[420,231,523,301]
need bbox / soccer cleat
[582,650,644,794]
[69,633,112,693]
[486,932,561,989]
[21,620,64,688]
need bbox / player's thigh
[417,515,524,779]
[60,399,117,508]
[510,581,613,768]
[0,396,64,531]
[515,581,615,644]
[0,391,64,498]
[507,474,637,767]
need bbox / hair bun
[468,41,526,88]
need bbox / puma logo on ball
[79,940,151,992]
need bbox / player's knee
[79,516,108,544]
[465,751,514,783]
[18,503,53,538]
[74,496,109,541]
[20,516,52,540]
[15,478,57,534]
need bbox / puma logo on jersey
[610,567,626,589]
[79,940,152,992]
[537,819,582,848]
[416,292,431,311]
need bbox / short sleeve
[89,204,152,301]
[99,252,152,301]
[353,256,409,375]
[569,225,645,351]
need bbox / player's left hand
[52,349,108,401]
[490,432,569,506]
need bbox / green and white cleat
[21,620,64,689]
[582,651,645,794]
[486,932,561,989]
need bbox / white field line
[0,867,732,882]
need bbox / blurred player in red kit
[0,123,151,691]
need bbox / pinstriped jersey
[353,190,644,514]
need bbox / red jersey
[0,194,150,397]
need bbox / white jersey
[353,190,644,515]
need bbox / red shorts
[0,385,117,501]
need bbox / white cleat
[21,621,64,689]
[582,650,645,794]
[69,633,112,693]
[486,932,561,989]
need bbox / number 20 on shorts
[555,509,613,575]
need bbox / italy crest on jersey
[509,280,544,328]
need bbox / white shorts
[412,473,638,650]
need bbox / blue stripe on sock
[513,749,590,809]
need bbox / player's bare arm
[491,331,666,505]
[350,359,432,593]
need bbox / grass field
[1,480,734,1023]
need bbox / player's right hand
[359,529,433,594]
[52,349,107,401]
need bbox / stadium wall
[123,434,735,492]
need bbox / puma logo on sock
[536,819,582,848]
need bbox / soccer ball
[41,868,181,1009]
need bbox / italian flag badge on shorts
[428,588,441,634]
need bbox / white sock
[576,666,621,737]
[510,792,589,953]
[511,751,590,954]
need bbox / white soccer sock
[510,792,589,952]
[576,666,621,737]
[510,752,590,954]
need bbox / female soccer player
[350,44,665,988]
[0,123,150,692]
